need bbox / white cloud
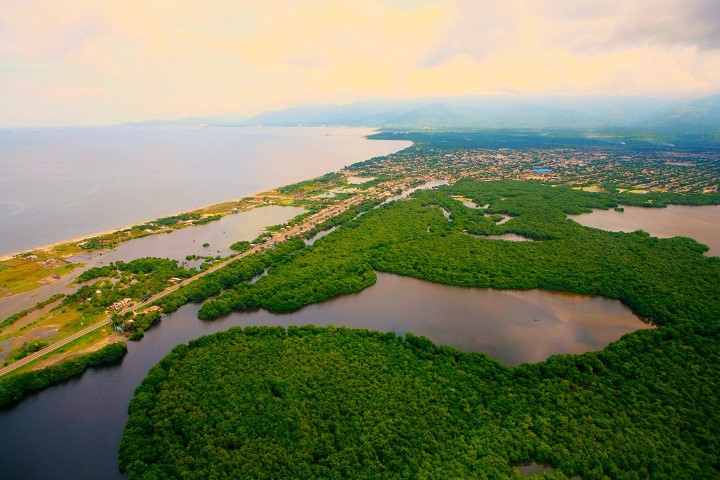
[1,0,719,126]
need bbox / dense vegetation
[369,130,720,151]
[153,238,306,315]
[194,181,720,326]
[121,181,720,479]
[69,258,195,311]
[120,326,719,479]
[277,172,342,194]
[0,342,127,408]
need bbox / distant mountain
[128,95,720,133]
[644,95,720,133]
[243,95,719,132]
[244,97,596,129]
[379,100,592,129]
[125,113,249,127]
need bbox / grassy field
[0,257,82,296]
[5,324,123,377]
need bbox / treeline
[153,238,306,315]
[0,342,127,408]
[117,180,720,479]
[194,181,720,327]
[119,325,720,479]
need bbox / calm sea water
[0,272,648,480]
[0,126,410,256]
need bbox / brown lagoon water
[0,126,410,256]
[0,271,648,479]
[571,205,720,256]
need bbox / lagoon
[0,271,649,479]
[571,205,720,256]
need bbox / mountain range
[131,95,720,133]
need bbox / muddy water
[0,271,648,480]
[571,205,720,256]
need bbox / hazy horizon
[3,1,720,127]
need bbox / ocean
[0,126,409,256]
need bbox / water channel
[0,270,648,479]
[7,191,717,479]
[0,206,306,320]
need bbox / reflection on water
[0,272,649,479]
[571,205,720,256]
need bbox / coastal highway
[0,187,389,378]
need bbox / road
[0,188,388,378]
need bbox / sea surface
[0,126,410,256]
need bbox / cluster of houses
[109,298,133,311]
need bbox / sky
[2,0,720,126]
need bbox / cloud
[536,0,720,52]
[1,0,719,126]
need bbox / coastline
[0,127,407,262]
[0,194,254,262]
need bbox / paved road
[0,191,382,378]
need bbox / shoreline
[0,128,405,262]
[0,194,254,262]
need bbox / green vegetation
[250,231,273,244]
[119,180,720,479]
[68,258,194,313]
[192,214,221,225]
[196,181,719,325]
[229,241,251,253]
[119,325,720,479]
[0,342,127,408]
[153,238,305,315]
[8,341,48,362]
[112,310,162,339]
[155,213,202,227]
[276,172,342,194]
